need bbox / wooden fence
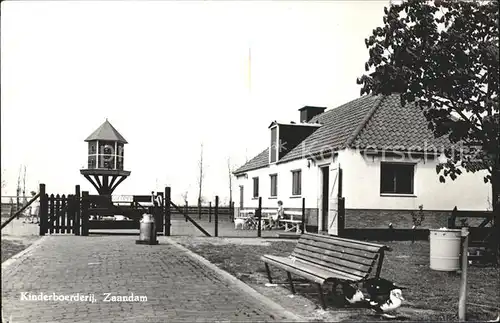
[45,194,76,234]
[170,202,235,222]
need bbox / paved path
[2,236,295,323]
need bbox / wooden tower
[80,119,131,195]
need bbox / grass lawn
[1,236,39,263]
[175,237,499,322]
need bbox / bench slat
[292,248,371,279]
[261,233,390,310]
[261,255,326,285]
[301,234,384,253]
[300,237,381,258]
[293,244,375,271]
[298,239,376,263]
[303,233,388,249]
[261,255,364,282]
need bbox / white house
[233,94,491,234]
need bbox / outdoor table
[280,212,303,233]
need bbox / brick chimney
[299,106,327,123]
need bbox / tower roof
[85,119,128,144]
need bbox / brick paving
[2,236,295,323]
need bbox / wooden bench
[261,233,392,309]
[280,210,304,233]
[448,207,495,228]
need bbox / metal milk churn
[136,213,158,245]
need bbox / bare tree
[22,166,27,205]
[181,191,189,205]
[16,166,22,218]
[197,143,204,208]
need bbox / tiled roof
[233,148,269,173]
[233,94,451,174]
[85,119,128,144]
[278,95,382,163]
[268,121,322,128]
[351,95,451,151]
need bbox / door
[321,166,329,232]
[239,186,244,209]
[328,167,340,235]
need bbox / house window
[292,170,301,196]
[270,127,277,163]
[380,163,415,194]
[270,174,278,197]
[253,177,259,198]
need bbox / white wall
[339,149,492,211]
[235,158,320,210]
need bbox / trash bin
[429,228,462,271]
[136,213,158,245]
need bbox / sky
[1,0,389,204]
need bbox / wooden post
[301,198,306,234]
[39,184,47,236]
[184,201,188,222]
[338,168,343,198]
[198,198,202,220]
[165,187,171,236]
[338,197,345,237]
[81,191,89,236]
[459,227,469,321]
[257,197,262,238]
[155,191,164,232]
[209,202,212,223]
[231,201,235,222]
[449,207,458,229]
[74,185,81,235]
[48,194,55,234]
[214,196,219,237]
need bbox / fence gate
[80,193,164,235]
[38,185,168,236]
[39,193,79,235]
